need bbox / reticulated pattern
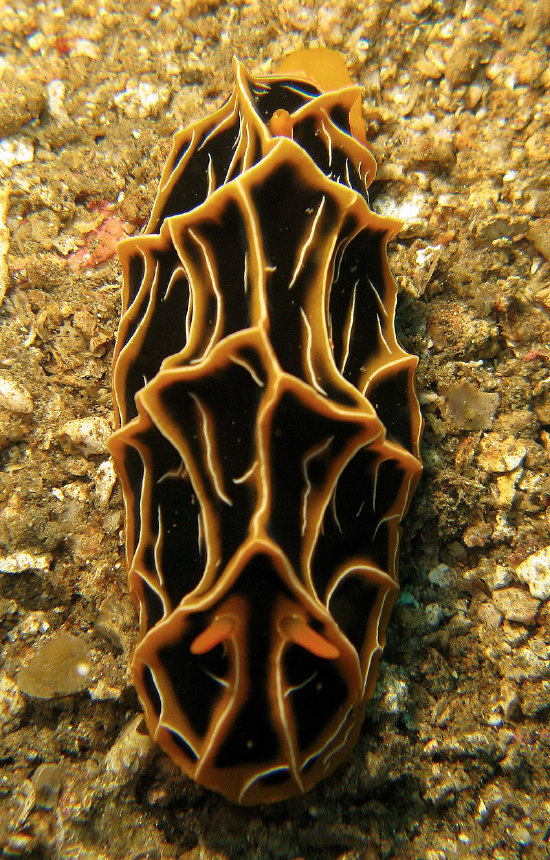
[109,49,422,805]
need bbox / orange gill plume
[108,48,423,805]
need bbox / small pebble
[476,602,503,629]
[476,788,503,822]
[499,681,520,719]
[527,218,550,261]
[378,676,409,714]
[510,824,532,846]
[425,603,446,628]
[516,546,550,601]
[0,374,33,413]
[96,595,125,650]
[17,632,93,698]
[112,81,171,119]
[0,551,51,575]
[0,597,17,621]
[32,762,63,808]
[478,434,527,473]
[0,671,25,730]
[60,417,111,455]
[0,138,34,168]
[8,611,50,641]
[442,383,499,431]
[427,564,453,587]
[487,563,513,590]
[104,716,155,785]
[491,588,539,625]
[95,459,117,507]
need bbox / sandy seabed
[0,1,549,858]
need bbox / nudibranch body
[108,48,422,805]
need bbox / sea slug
[108,48,423,805]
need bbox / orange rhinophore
[108,49,423,805]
